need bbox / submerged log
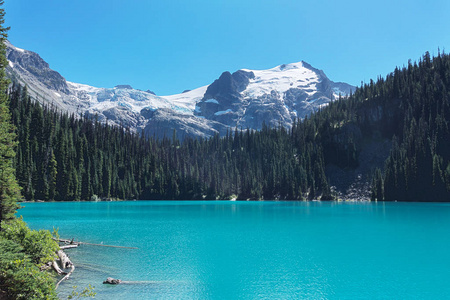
[103,277,122,285]
[79,242,138,249]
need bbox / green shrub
[22,229,59,265]
[0,218,59,265]
[0,218,29,243]
[0,239,25,265]
[0,219,60,299]
[0,238,58,299]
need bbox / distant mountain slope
[6,41,355,139]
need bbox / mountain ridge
[6,41,355,139]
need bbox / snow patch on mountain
[214,109,233,116]
[10,44,25,53]
[242,62,319,98]
[67,81,178,114]
[161,85,208,114]
[205,99,219,104]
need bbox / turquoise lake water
[18,201,450,299]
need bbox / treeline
[9,85,329,201]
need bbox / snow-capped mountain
[194,62,354,131]
[6,41,355,139]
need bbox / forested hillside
[294,50,450,201]
[371,52,450,201]
[9,50,450,202]
[9,84,329,201]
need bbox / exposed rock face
[6,41,70,94]
[6,41,355,139]
[115,84,133,89]
[195,70,255,123]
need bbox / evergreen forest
[8,50,450,202]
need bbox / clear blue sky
[5,0,450,95]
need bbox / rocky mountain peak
[115,84,133,89]
[6,41,70,95]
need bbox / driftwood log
[56,264,75,289]
[57,250,73,269]
[59,244,78,250]
[52,260,66,276]
[52,247,75,289]
[103,277,122,284]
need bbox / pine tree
[48,149,57,201]
[0,1,20,228]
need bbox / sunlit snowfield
[19,201,450,299]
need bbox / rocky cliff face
[6,41,355,139]
[6,41,70,94]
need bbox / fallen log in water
[53,238,77,245]
[53,246,75,289]
[53,238,138,249]
[59,244,78,250]
[56,264,75,289]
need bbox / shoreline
[19,198,431,204]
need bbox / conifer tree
[0,1,20,228]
